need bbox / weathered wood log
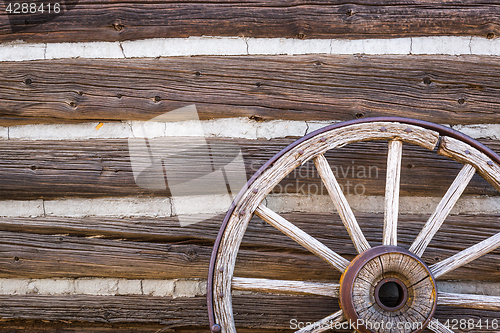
[2,56,500,125]
[295,310,344,333]
[0,213,499,281]
[0,321,290,333]
[0,230,340,280]
[0,296,496,332]
[0,1,499,43]
[0,294,338,328]
[0,138,496,200]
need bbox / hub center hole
[375,278,407,311]
[379,282,403,307]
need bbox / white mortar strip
[1,36,500,62]
[5,118,315,141]
[0,278,206,297]
[0,194,498,218]
[2,120,500,141]
[0,278,498,296]
[265,194,500,215]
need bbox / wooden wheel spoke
[384,140,403,246]
[410,164,476,257]
[428,318,455,333]
[431,231,500,278]
[255,204,350,272]
[232,277,339,297]
[438,292,500,310]
[314,154,370,253]
[295,310,344,333]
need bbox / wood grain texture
[256,204,350,272]
[431,232,500,278]
[0,213,499,281]
[428,319,454,333]
[0,229,344,280]
[1,1,500,43]
[0,294,495,331]
[295,310,344,333]
[0,294,339,329]
[384,140,402,246]
[437,292,500,311]
[231,277,339,298]
[438,136,500,192]
[2,56,500,125]
[409,164,477,257]
[0,322,290,333]
[0,131,485,200]
[0,309,498,333]
[314,154,370,253]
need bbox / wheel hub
[339,246,437,333]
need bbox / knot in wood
[339,246,436,333]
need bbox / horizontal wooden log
[0,213,499,281]
[0,1,499,43]
[1,56,500,125]
[0,229,339,280]
[0,295,496,332]
[0,138,497,200]
[0,321,291,333]
[0,294,338,328]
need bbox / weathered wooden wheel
[207,117,500,333]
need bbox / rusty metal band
[207,116,500,329]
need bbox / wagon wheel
[207,117,500,333]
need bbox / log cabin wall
[0,2,500,332]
